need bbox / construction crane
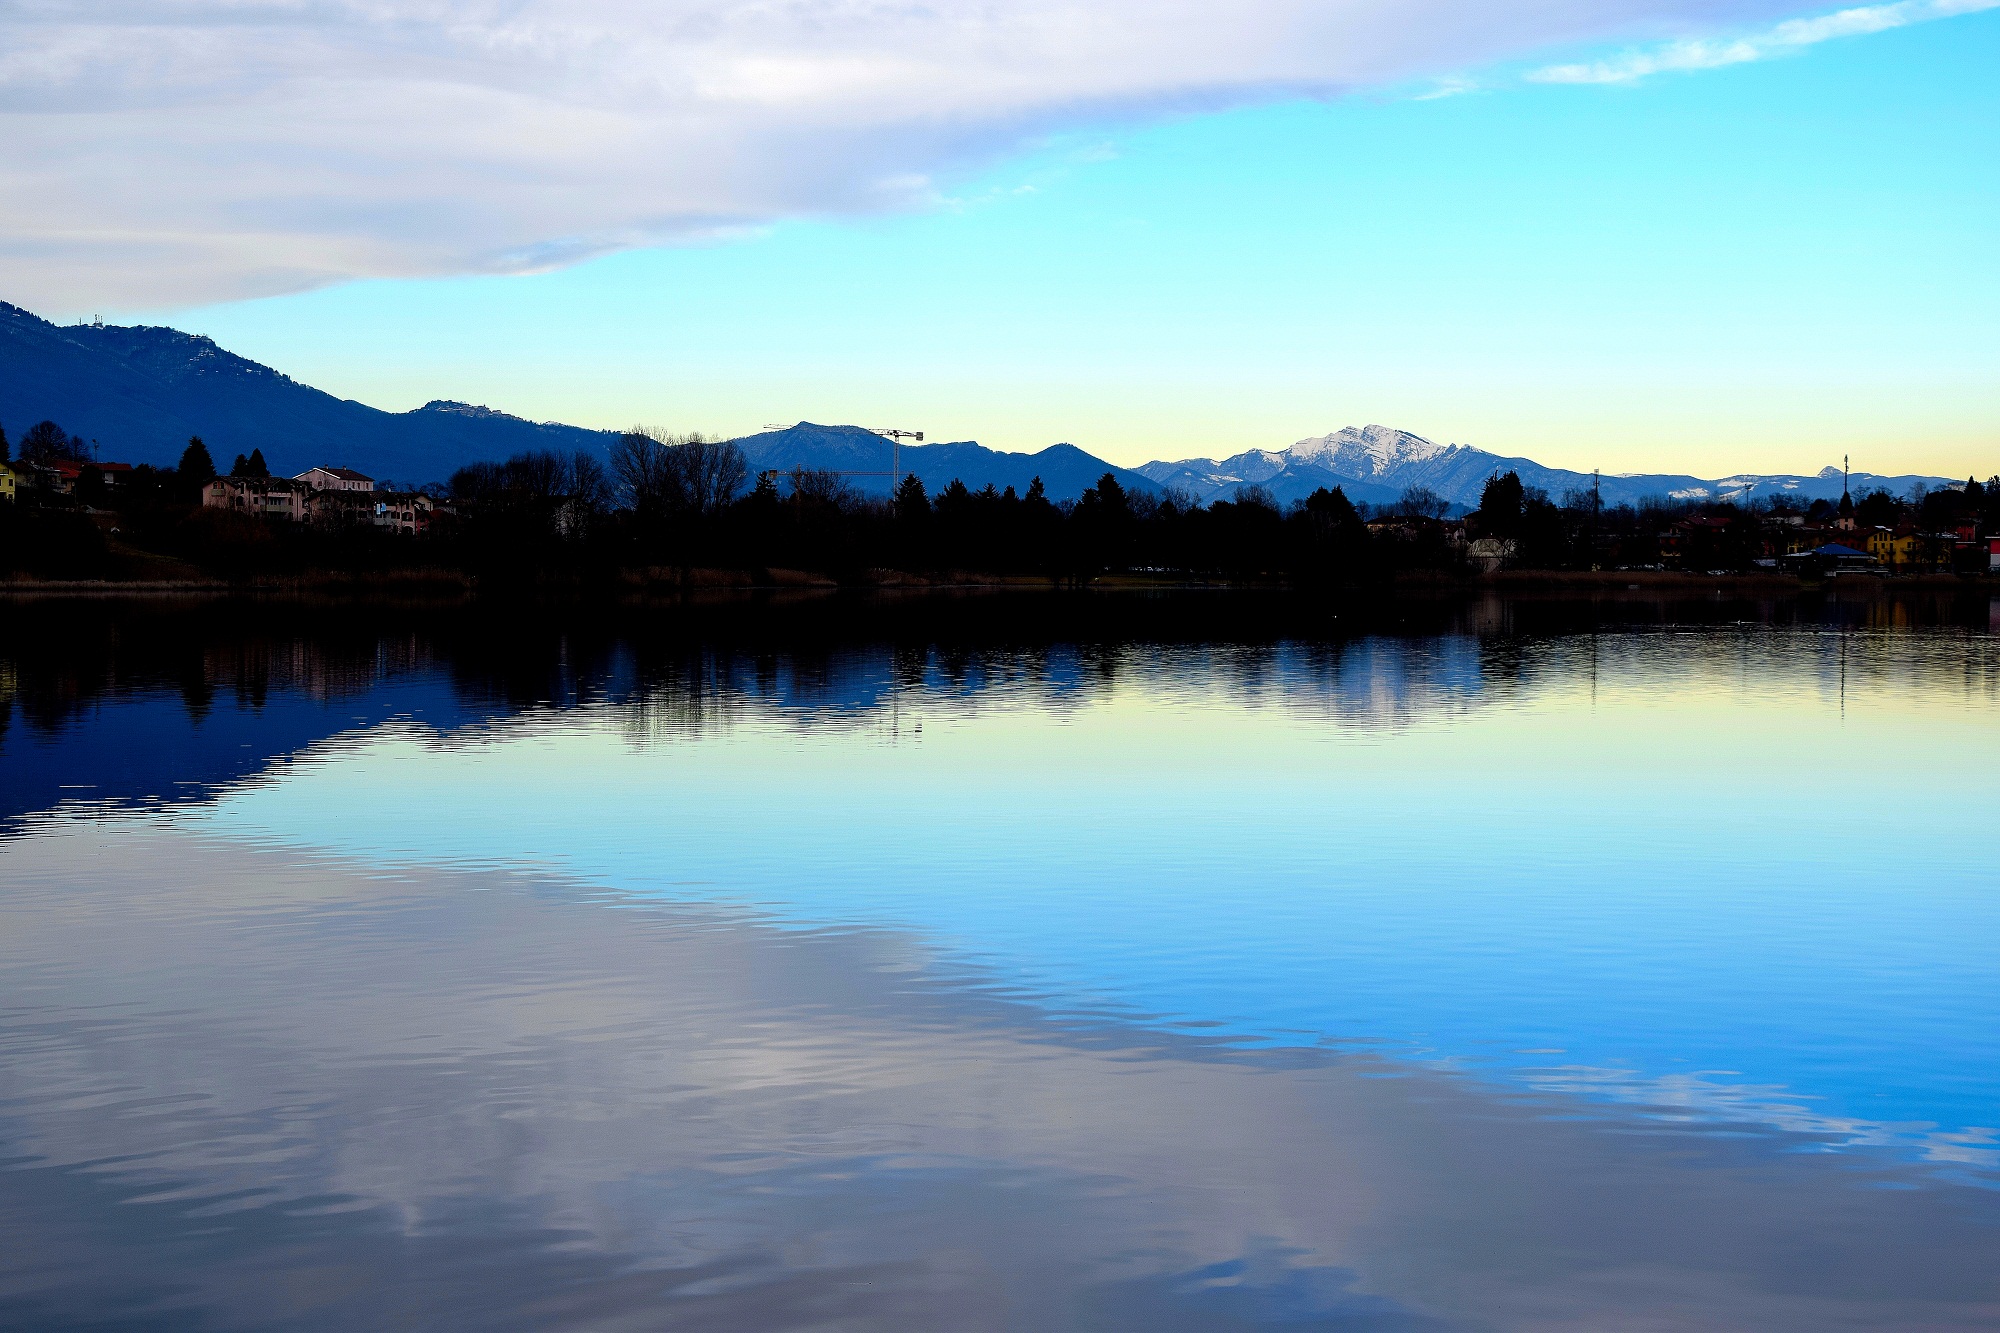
[869,429,922,488]
[754,425,924,494]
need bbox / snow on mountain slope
[1133,426,1959,512]
[1287,425,1453,478]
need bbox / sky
[5,0,1997,475]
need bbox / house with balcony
[370,492,448,535]
[1864,526,1951,571]
[203,476,311,521]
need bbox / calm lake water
[3,592,1997,1330]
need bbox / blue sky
[56,4,2000,474]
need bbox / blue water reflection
[106,626,2000,1169]
[3,598,1997,1329]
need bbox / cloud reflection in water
[2,830,1996,1331]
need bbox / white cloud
[0,0,1921,311]
[1528,0,1998,83]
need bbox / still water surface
[3,596,1997,1329]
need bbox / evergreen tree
[1477,471,1525,537]
[1092,472,1129,519]
[246,448,269,478]
[0,421,9,463]
[230,454,250,477]
[1303,485,1361,529]
[1853,489,1898,528]
[892,472,929,522]
[178,436,216,484]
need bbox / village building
[203,475,311,521]
[201,466,439,535]
[370,492,443,535]
[53,459,134,489]
[14,458,137,495]
[0,460,16,503]
[1864,526,1952,570]
[1465,536,1517,574]
[1780,542,1879,576]
[296,466,375,493]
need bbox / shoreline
[2,567,1995,603]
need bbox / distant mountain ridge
[1139,424,1958,513]
[0,301,616,482]
[733,423,1160,501]
[0,301,1961,506]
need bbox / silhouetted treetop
[178,437,216,485]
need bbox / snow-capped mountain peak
[1128,424,1954,514]
[1287,425,1454,477]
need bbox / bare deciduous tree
[450,448,611,536]
[614,427,747,519]
[1395,486,1451,521]
[786,466,857,513]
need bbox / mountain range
[1138,424,1959,513]
[0,301,615,485]
[1,300,1962,508]
[729,423,1161,501]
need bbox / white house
[1465,537,1518,574]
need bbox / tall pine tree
[178,436,216,484]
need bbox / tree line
[5,419,1997,585]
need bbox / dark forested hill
[0,301,616,483]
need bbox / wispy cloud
[1529,0,1999,83]
[0,0,1985,310]
[1413,76,1483,100]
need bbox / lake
[3,591,1997,1330]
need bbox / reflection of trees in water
[4,594,1997,751]
[1492,628,2000,711]
[6,598,1990,832]
[1,614,441,740]
[593,638,1496,741]
[616,650,753,740]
